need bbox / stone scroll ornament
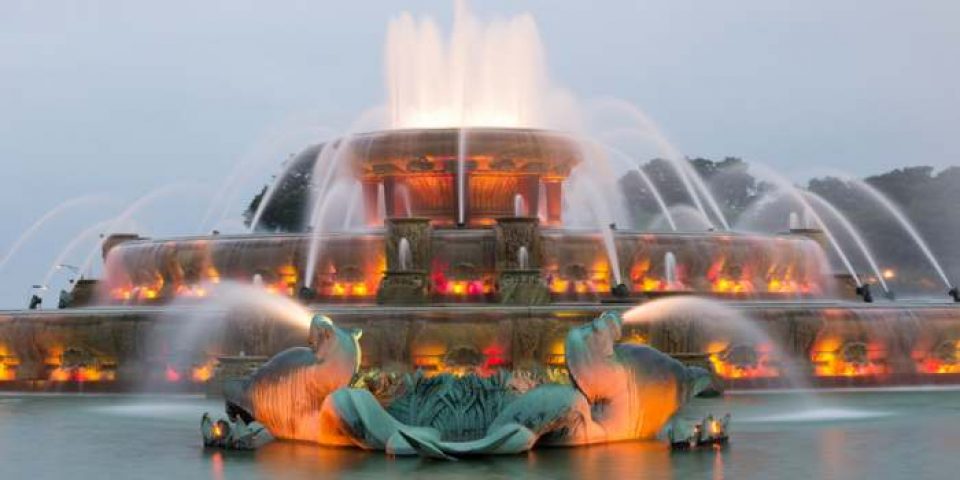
[206,312,712,458]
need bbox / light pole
[28,284,47,310]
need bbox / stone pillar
[520,175,540,217]
[544,179,563,225]
[361,180,380,226]
[377,218,432,304]
[385,217,431,271]
[383,176,398,219]
[495,217,550,305]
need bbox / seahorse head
[308,314,362,375]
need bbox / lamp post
[28,284,47,310]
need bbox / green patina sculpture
[207,311,712,458]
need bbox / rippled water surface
[1,388,959,479]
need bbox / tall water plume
[385,1,576,130]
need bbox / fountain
[5,123,951,391]
[0,1,958,463]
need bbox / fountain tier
[340,128,581,226]
[99,230,832,304]
[1,127,957,393]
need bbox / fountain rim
[106,228,820,245]
[339,126,582,141]
[5,297,960,318]
[303,126,588,176]
[298,126,586,153]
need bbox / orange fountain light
[0,364,14,381]
[49,366,114,382]
[549,278,569,294]
[191,361,215,383]
[706,343,780,379]
[915,340,960,374]
[811,339,887,377]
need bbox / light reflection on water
[0,389,959,479]
[740,407,891,423]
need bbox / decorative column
[520,175,540,217]
[383,176,398,219]
[377,217,432,304]
[543,179,563,225]
[361,180,380,225]
[495,217,550,305]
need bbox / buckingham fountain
[1,3,959,460]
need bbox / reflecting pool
[2,388,959,479]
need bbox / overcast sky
[1,0,958,307]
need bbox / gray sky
[1,0,958,307]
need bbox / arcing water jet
[0,194,110,273]
[803,191,890,297]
